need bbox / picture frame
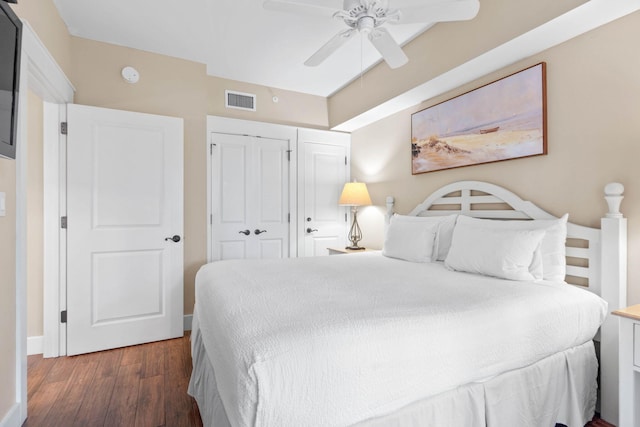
[411,62,547,175]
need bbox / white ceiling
[52,0,431,97]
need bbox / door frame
[42,102,67,358]
[15,19,74,425]
[206,116,298,262]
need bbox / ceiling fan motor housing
[340,0,398,30]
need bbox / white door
[299,134,350,257]
[210,132,290,260]
[66,104,183,356]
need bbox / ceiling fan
[263,0,480,69]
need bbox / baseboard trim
[27,335,44,355]
[0,402,21,427]
[184,314,193,331]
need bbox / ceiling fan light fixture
[357,16,375,34]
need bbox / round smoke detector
[121,66,140,84]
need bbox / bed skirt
[188,317,597,427]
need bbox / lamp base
[345,246,366,250]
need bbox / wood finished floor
[25,334,202,427]
[26,333,615,427]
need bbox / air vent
[225,90,256,111]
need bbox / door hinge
[61,216,67,229]
[210,144,216,155]
[345,156,347,165]
[345,213,348,222]
[286,150,292,161]
[287,213,290,223]
[210,214,213,225]
[60,122,68,135]
[60,310,67,324]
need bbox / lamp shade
[339,182,372,206]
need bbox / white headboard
[385,180,627,424]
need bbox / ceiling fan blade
[392,0,480,25]
[263,0,338,18]
[368,27,408,69]
[304,29,357,67]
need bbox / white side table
[327,247,372,255]
[612,304,640,427]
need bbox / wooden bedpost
[599,182,627,425]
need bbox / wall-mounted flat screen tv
[0,1,21,160]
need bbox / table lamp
[338,181,372,250]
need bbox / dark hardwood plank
[42,352,78,384]
[166,340,190,381]
[142,340,166,379]
[164,376,193,427]
[44,361,98,427]
[95,347,124,378]
[135,375,165,427]
[71,374,118,427]
[27,352,41,371]
[23,380,66,426]
[122,343,147,366]
[104,363,143,427]
[27,355,56,401]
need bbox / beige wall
[351,11,640,305]
[27,90,44,337]
[207,76,328,129]
[70,36,329,315]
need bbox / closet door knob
[164,235,181,242]
[306,228,318,233]
[254,229,267,235]
[238,230,250,236]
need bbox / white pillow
[391,214,458,261]
[455,214,568,282]
[445,224,546,281]
[383,218,439,263]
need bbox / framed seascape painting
[411,62,547,174]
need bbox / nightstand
[612,304,640,427]
[327,247,371,255]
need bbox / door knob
[306,217,312,222]
[238,230,250,236]
[254,229,267,235]
[306,228,318,233]
[164,235,181,242]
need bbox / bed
[188,181,626,427]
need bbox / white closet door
[254,139,290,259]
[66,104,183,356]
[211,133,290,260]
[211,134,252,260]
[301,141,349,257]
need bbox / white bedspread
[193,253,607,427]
